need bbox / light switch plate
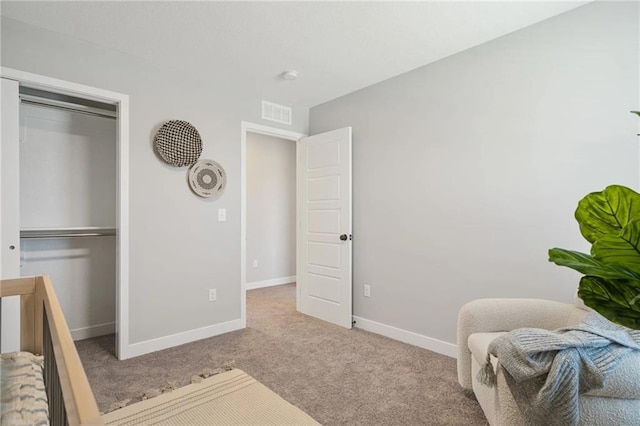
[218,208,227,222]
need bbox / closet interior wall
[19,89,117,341]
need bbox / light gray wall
[310,2,639,345]
[1,17,309,344]
[246,133,296,284]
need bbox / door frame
[0,67,131,360]
[240,122,306,326]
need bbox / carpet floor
[76,284,487,425]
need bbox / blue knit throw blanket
[477,312,640,426]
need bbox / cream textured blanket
[477,312,640,426]
[102,369,320,425]
[0,352,49,426]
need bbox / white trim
[246,275,296,290]
[125,319,244,359]
[353,316,457,359]
[1,68,126,103]
[1,67,131,361]
[240,121,306,330]
[71,322,115,341]
[242,122,305,141]
[116,94,130,360]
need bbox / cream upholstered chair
[456,298,640,425]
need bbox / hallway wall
[246,132,296,288]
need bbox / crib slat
[21,292,36,353]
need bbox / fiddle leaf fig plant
[549,185,640,329]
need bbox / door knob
[340,234,348,241]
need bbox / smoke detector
[281,70,299,81]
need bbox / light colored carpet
[102,369,320,425]
[76,283,486,425]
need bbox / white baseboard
[121,318,244,359]
[247,275,296,290]
[352,316,457,358]
[71,322,115,341]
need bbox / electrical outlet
[364,284,371,298]
[209,288,217,302]
[218,208,227,222]
[252,259,258,268]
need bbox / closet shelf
[20,227,116,239]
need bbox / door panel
[307,139,341,169]
[308,210,341,233]
[297,127,352,328]
[308,242,340,268]
[1,78,21,352]
[308,273,341,302]
[308,176,340,201]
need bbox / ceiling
[1,1,589,109]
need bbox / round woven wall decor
[154,120,203,167]
[188,159,227,198]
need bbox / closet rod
[20,228,116,239]
[20,95,117,120]
[21,233,115,239]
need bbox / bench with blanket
[457,298,640,426]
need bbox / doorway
[0,68,131,359]
[240,122,305,326]
[245,132,296,291]
[240,122,353,329]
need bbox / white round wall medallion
[188,159,226,198]
[154,120,203,167]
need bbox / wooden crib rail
[0,276,102,425]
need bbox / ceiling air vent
[262,101,292,125]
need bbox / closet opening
[19,87,117,356]
[1,69,130,359]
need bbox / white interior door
[1,77,21,352]
[297,127,352,328]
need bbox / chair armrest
[456,298,575,389]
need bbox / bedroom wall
[0,17,309,350]
[310,1,639,348]
[246,132,296,287]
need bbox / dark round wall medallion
[154,120,203,167]
[188,159,226,198]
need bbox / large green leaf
[592,219,640,274]
[579,276,640,329]
[575,185,640,244]
[548,248,640,280]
